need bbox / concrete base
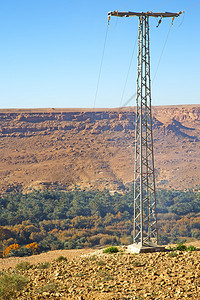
[127,243,165,254]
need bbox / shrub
[56,256,67,262]
[38,282,58,293]
[174,243,187,251]
[15,262,31,270]
[168,246,175,251]
[3,244,20,258]
[8,247,32,258]
[0,274,27,300]
[103,246,119,254]
[25,242,39,254]
[132,261,143,267]
[37,262,50,269]
[64,239,77,249]
[186,245,196,251]
[168,251,178,258]
[38,235,63,252]
[76,272,83,277]
[96,260,106,266]
[87,255,97,262]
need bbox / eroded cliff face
[0,105,199,192]
[0,110,136,136]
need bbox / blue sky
[0,0,199,108]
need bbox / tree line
[0,188,200,256]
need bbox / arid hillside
[0,105,199,192]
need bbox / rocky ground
[1,247,200,299]
[0,249,95,271]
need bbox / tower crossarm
[108,11,182,18]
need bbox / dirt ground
[1,241,200,271]
[0,248,95,270]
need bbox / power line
[121,92,136,108]
[120,35,137,106]
[152,0,172,12]
[119,0,135,10]
[93,25,109,108]
[152,0,200,85]
[184,0,200,12]
[152,24,172,85]
[177,11,185,28]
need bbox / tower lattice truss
[108,10,181,249]
[133,16,158,246]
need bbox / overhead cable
[152,24,172,85]
[184,0,200,12]
[120,35,137,106]
[152,0,172,12]
[93,25,109,108]
[119,0,135,10]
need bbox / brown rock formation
[0,105,199,192]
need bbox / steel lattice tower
[108,11,181,252]
[134,15,157,247]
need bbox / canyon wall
[0,105,199,192]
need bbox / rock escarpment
[0,105,199,192]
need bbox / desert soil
[0,248,95,271]
[1,244,200,299]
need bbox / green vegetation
[56,256,67,262]
[96,260,106,266]
[37,262,50,269]
[168,243,197,253]
[186,245,196,251]
[38,282,58,294]
[132,261,143,267]
[168,251,178,258]
[15,262,31,270]
[0,188,200,256]
[0,274,27,300]
[176,243,187,251]
[103,246,119,253]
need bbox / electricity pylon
[108,11,181,252]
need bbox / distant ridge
[0,103,199,113]
[0,105,199,192]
